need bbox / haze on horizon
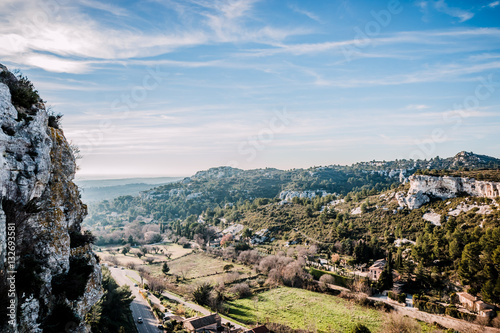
[1,0,499,178]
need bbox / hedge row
[413,297,476,322]
[388,291,406,304]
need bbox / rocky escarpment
[0,64,101,332]
[397,174,500,209]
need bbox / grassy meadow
[226,287,383,333]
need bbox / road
[109,266,162,333]
[110,266,247,331]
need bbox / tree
[139,246,148,256]
[121,245,130,256]
[377,254,393,291]
[242,227,253,239]
[162,262,170,275]
[127,235,134,245]
[360,202,368,214]
[192,283,213,306]
[86,267,135,333]
[458,242,482,287]
[220,234,233,247]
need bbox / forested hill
[85,151,500,222]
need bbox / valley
[83,152,500,333]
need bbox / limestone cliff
[397,174,500,209]
[0,64,102,332]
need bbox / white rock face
[448,203,494,216]
[0,66,101,332]
[279,190,330,202]
[422,211,442,226]
[351,207,362,215]
[399,175,500,209]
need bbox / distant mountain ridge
[96,151,499,221]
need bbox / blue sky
[1,0,500,178]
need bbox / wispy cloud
[0,0,305,73]
[433,0,474,22]
[487,1,500,8]
[238,28,500,58]
[289,4,322,23]
[78,0,130,17]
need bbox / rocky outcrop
[397,175,500,209]
[279,190,331,203]
[0,65,101,332]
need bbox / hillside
[204,176,500,300]
[84,151,500,226]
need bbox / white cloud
[433,0,474,22]
[289,4,322,23]
[405,104,430,110]
[487,1,500,8]
[0,0,305,73]
[78,0,129,16]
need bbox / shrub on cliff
[0,70,40,109]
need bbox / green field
[226,287,383,333]
[164,252,251,279]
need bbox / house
[243,325,270,333]
[457,292,478,311]
[457,292,495,317]
[475,300,495,316]
[318,258,328,266]
[183,314,222,332]
[368,259,386,281]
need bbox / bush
[48,113,63,129]
[230,283,252,299]
[350,323,371,333]
[397,293,407,304]
[384,312,421,333]
[388,291,406,304]
[69,230,96,248]
[319,274,335,291]
[0,70,40,109]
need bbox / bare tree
[164,251,173,260]
[139,246,148,256]
[230,283,252,299]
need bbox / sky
[1,0,500,178]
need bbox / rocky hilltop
[397,174,500,209]
[0,65,101,332]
